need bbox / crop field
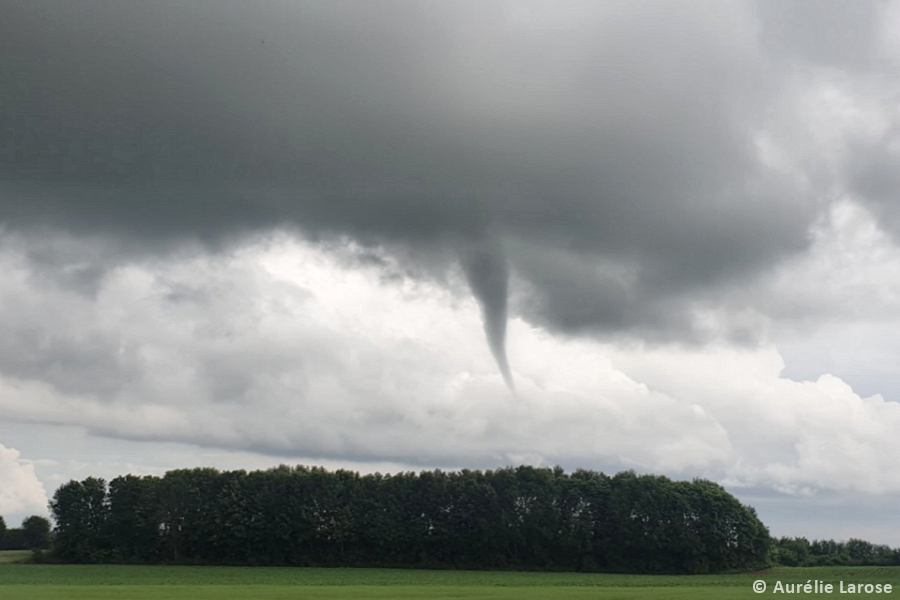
[1,555,898,599]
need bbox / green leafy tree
[108,475,162,561]
[49,477,111,561]
[0,514,6,549]
[21,515,51,550]
[772,536,810,566]
[158,468,221,562]
[3,528,26,550]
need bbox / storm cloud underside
[0,0,860,345]
[1,1,899,423]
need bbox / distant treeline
[0,514,51,551]
[0,528,26,550]
[771,536,900,567]
[47,465,769,573]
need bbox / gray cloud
[755,0,881,68]
[850,127,900,240]
[0,0,893,357]
[3,200,900,512]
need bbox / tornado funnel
[460,243,515,392]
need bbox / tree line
[0,514,51,551]
[45,465,770,573]
[771,536,900,567]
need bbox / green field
[0,550,30,564]
[1,553,898,599]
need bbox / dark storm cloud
[1,0,856,350]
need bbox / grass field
[2,552,898,599]
[0,550,30,564]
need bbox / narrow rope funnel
[460,242,515,392]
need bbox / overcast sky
[2,0,900,544]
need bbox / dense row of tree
[0,514,51,551]
[771,536,900,567]
[47,465,770,573]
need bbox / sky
[1,0,900,544]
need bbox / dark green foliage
[21,515,51,550]
[2,528,27,550]
[108,474,163,561]
[771,536,900,567]
[0,516,51,551]
[46,465,771,573]
[49,477,111,561]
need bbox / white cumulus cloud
[0,442,48,520]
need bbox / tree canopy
[47,465,770,573]
[21,515,51,550]
[771,536,900,567]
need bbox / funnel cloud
[460,241,514,392]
